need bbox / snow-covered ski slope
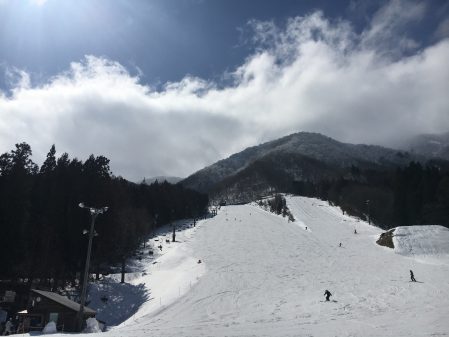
[393,225,449,265]
[28,196,449,337]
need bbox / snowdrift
[393,225,449,265]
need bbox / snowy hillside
[401,132,449,160]
[181,132,422,193]
[19,196,449,337]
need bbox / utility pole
[171,209,176,242]
[77,203,108,332]
[366,199,370,224]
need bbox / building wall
[28,296,94,332]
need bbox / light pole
[77,203,108,331]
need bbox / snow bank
[84,317,102,333]
[113,220,206,327]
[42,321,57,334]
[88,279,148,326]
[82,219,205,329]
[393,225,449,265]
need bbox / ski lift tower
[77,203,108,331]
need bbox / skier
[354,229,357,234]
[410,270,416,282]
[324,290,332,301]
[339,242,342,247]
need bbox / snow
[84,318,101,333]
[42,321,57,334]
[86,220,205,327]
[393,225,449,265]
[16,196,449,337]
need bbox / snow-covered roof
[31,289,96,315]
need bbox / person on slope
[410,270,416,282]
[324,290,332,301]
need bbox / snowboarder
[324,290,332,301]
[410,270,416,282]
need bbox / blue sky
[1,0,447,89]
[1,0,449,181]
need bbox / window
[49,313,58,323]
[30,314,43,327]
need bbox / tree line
[257,194,295,222]
[0,143,208,288]
[292,161,449,229]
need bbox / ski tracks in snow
[61,196,449,337]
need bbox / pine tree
[40,145,57,174]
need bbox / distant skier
[324,290,332,301]
[410,270,416,282]
[354,229,357,234]
[339,242,342,247]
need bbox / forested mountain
[181,132,422,194]
[401,132,449,160]
[0,143,208,286]
[180,132,449,229]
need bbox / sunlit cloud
[1,0,448,181]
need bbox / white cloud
[361,0,425,54]
[5,66,31,92]
[1,1,448,181]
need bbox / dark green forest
[0,143,208,287]
[292,161,449,229]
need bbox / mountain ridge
[401,132,449,160]
[181,132,424,198]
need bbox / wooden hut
[16,289,96,332]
